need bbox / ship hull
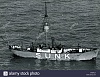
[11,49,99,61]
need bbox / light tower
[43,2,49,47]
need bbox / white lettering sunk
[55,54,61,60]
[65,54,70,59]
[36,53,41,59]
[45,53,51,58]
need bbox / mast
[45,2,48,17]
[43,2,49,47]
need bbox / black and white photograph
[0,0,100,75]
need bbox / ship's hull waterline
[11,49,99,61]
